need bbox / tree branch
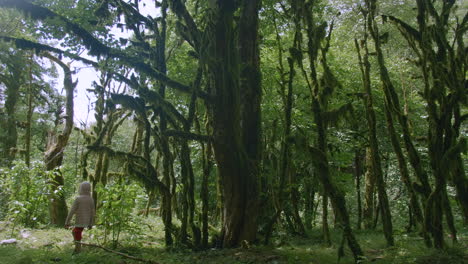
[79,242,160,264]
[163,129,211,142]
[0,0,209,100]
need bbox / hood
[79,181,91,196]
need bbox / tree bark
[43,53,75,226]
[362,147,375,229]
[24,53,34,167]
[1,63,21,166]
[322,194,331,246]
[207,0,262,247]
[354,150,363,230]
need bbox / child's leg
[72,227,84,254]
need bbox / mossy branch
[0,36,99,67]
[0,0,210,100]
[168,0,201,48]
[87,145,170,195]
[110,74,188,127]
[163,130,211,142]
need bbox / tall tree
[384,0,466,248]
[292,0,364,260]
[355,9,394,245]
[42,53,76,226]
[364,0,427,240]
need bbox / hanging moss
[87,145,169,195]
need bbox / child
[65,181,95,254]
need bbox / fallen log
[79,242,160,264]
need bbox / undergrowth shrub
[0,160,49,230]
[95,181,145,247]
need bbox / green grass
[1,220,467,264]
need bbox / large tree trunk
[43,54,75,226]
[209,0,262,247]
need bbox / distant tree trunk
[383,103,424,230]
[24,53,34,167]
[199,115,213,248]
[43,53,75,226]
[289,167,306,235]
[179,140,200,247]
[304,176,316,230]
[299,0,363,259]
[384,0,466,248]
[451,105,468,226]
[451,154,468,225]
[154,1,174,247]
[263,11,299,242]
[355,29,394,245]
[322,194,331,246]
[180,82,202,248]
[354,150,363,230]
[365,0,426,238]
[1,72,20,166]
[362,147,375,229]
[89,74,108,208]
[442,191,457,244]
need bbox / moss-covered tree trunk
[365,0,426,237]
[300,0,363,259]
[355,26,394,245]
[0,60,21,166]
[43,54,75,226]
[354,150,363,230]
[452,154,468,225]
[321,193,331,246]
[199,114,213,248]
[24,53,35,167]
[207,0,262,247]
[362,147,375,230]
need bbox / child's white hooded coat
[65,182,95,227]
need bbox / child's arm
[65,199,78,228]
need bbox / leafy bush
[0,160,50,229]
[95,181,144,247]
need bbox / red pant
[72,227,84,241]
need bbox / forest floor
[0,218,467,264]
